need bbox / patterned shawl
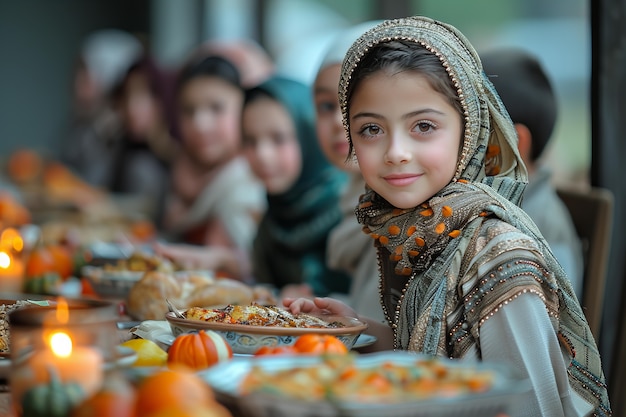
[250,76,351,296]
[339,16,610,415]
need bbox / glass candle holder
[9,298,119,417]
[0,227,25,293]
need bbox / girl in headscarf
[242,76,351,298]
[285,16,610,416]
[314,21,385,321]
[162,55,265,254]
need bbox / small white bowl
[81,265,143,298]
[165,310,368,355]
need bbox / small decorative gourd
[23,243,62,295]
[71,371,136,417]
[21,366,85,417]
[167,330,232,371]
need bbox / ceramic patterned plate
[154,332,377,353]
[165,310,368,354]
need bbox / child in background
[481,48,584,299]
[162,55,265,257]
[285,16,609,416]
[242,76,351,298]
[313,21,385,321]
[110,55,178,227]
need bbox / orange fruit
[135,367,215,416]
[7,148,43,184]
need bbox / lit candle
[0,249,24,292]
[30,330,104,392]
[11,329,104,411]
[0,227,24,292]
[10,300,106,413]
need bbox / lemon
[120,338,168,367]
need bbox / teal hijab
[247,76,350,296]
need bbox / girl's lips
[384,173,420,186]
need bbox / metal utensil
[166,298,185,319]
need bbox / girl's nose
[333,109,343,131]
[193,111,214,131]
[255,139,275,163]
[385,133,412,164]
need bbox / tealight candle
[29,330,104,393]
[0,227,25,292]
[0,249,24,293]
[10,330,104,414]
[9,298,118,416]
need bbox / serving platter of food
[165,304,368,354]
[199,351,530,417]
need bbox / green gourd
[21,366,85,417]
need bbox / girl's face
[349,70,462,209]
[178,76,243,166]
[242,96,302,195]
[314,64,358,173]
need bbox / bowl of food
[199,351,530,417]
[81,265,144,298]
[81,251,178,298]
[165,304,368,354]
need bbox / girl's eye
[210,102,224,113]
[315,100,336,114]
[359,124,382,137]
[273,133,294,146]
[415,121,436,133]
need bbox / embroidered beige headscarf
[339,16,610,416]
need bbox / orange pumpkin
[292,334,349,355]
[135,367,215,416]
[167,330,233,371]
[47,244,74,280]
[23,244,61,294]
[254,345,297,356]
[25,245,56,277]
[71,372,136,417]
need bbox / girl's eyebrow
[351,108,445,121]
[313,85,335,95]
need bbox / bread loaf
[126,271,254,320]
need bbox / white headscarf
[317,21,383,74]
[81,29,143,93]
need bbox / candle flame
[0,252,10,269]
[56,297,69,324]
[50,331,73,357]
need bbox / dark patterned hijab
[247,76,350,296]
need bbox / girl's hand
[283,297,358,318]
[279,283,314,300]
